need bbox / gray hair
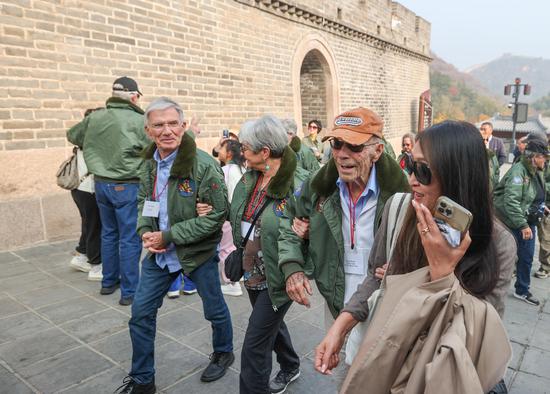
[281,118,298,136]
[239,115,288,158]
[144,97,185,124]
[112,90,138,101]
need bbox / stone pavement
[0,240,549,394]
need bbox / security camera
[507,103,514,109]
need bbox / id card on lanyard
[142,174,168,218]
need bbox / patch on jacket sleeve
[273,198,288,217]
[294,182,303,197]
[511,176,523,185]
[177,178,195,197]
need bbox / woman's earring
[265,164,270,171]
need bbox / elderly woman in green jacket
[231,115,308,394]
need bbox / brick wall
[0,0,430,201]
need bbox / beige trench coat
[341,267,511,394]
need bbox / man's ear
[371,143,384,162]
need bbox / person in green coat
[116,97,234,393]
[281,118,320,174]
[278,107,410,320]
[230,115,308,394]
[494,137,549,306]
[67,77,150,306]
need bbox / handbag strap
[240,199,271,248]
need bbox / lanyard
[244,174,268,221]
[152,175,169,202]
[347,184,362,250]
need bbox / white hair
[281,118,298,136]
[239,115,288,158]
[144,97,185,124]
[112,90,138,101]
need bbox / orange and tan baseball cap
[322,107,384,145]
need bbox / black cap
[112,76,142,96]
[526,138,550,156]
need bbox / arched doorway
[292,35,339,138]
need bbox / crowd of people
[65,77,549,394]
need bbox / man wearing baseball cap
[278,107,409,321]
[67,76,150,306]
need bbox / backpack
[56,147,80,190]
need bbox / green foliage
[533,92,550,116]
[430,71,504,123]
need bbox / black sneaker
[535,267,550,279]
[119,296,134,306]
[100,282,120,295]
[114,376,156,394]
[200,351,235,382]
[269,368,301,394]
[513,291,540,306]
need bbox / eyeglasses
[149,120,181,132]
[308,125,319,130]
[406,160,432,185]
[329,138,378,153]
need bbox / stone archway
[292,34,340,138]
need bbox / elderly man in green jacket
[494,137,549,306]
[278,107,409,320]
[67,77,150,306]
[115,97,234,394]
[281,118,320,174]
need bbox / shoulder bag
[224,199,271,282]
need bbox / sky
[397,0,550,70]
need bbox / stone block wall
[0,0,430,249]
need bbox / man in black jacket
[480,122,506,166]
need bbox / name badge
[142,200,160,218]
[241,221,255,241]
[344,247,367,275]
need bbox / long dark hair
[222,139,245,169]
[391,121,499,297]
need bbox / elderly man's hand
[291,217,310,239]
[196,202,213,217]
[286,271,313,307]
[142,231,166,253]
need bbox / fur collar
[244,146,298,199]
[520,155,538,177]
[289,136,301,153]
[142,132,197,178]
[311,152,410,198]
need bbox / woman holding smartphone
[314,121,515,392]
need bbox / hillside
[467,54,550,102]
[430,54,505,123]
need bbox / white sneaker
[70,254,92,272]
[221,282,243,297]
[87,264,103,281]
[167,290,180,299]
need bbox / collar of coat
[105,97,145,115]
[244,145,297,199]
[142,132,197,178]
[289,136,301,153]
[520,155,538,176]
[311,152,410,199]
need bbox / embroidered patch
[211,182,220,191]
[177,179,195,197]
[334,116,363,127]
[511,176,523,185]
[273,198,287,217]
[294,182,303,197]
[316,198,325,213]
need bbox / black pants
[240,288,300,394]
[71,189,101,265]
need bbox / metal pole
[511,80,520,145]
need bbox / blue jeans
[129,254,233,384]
[512,225,536,295]
[95,182,142,299]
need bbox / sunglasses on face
[329,138,377,153]
[406,160,432,185]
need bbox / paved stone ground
[0,239,549,394]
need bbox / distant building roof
[477,114,548,134]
